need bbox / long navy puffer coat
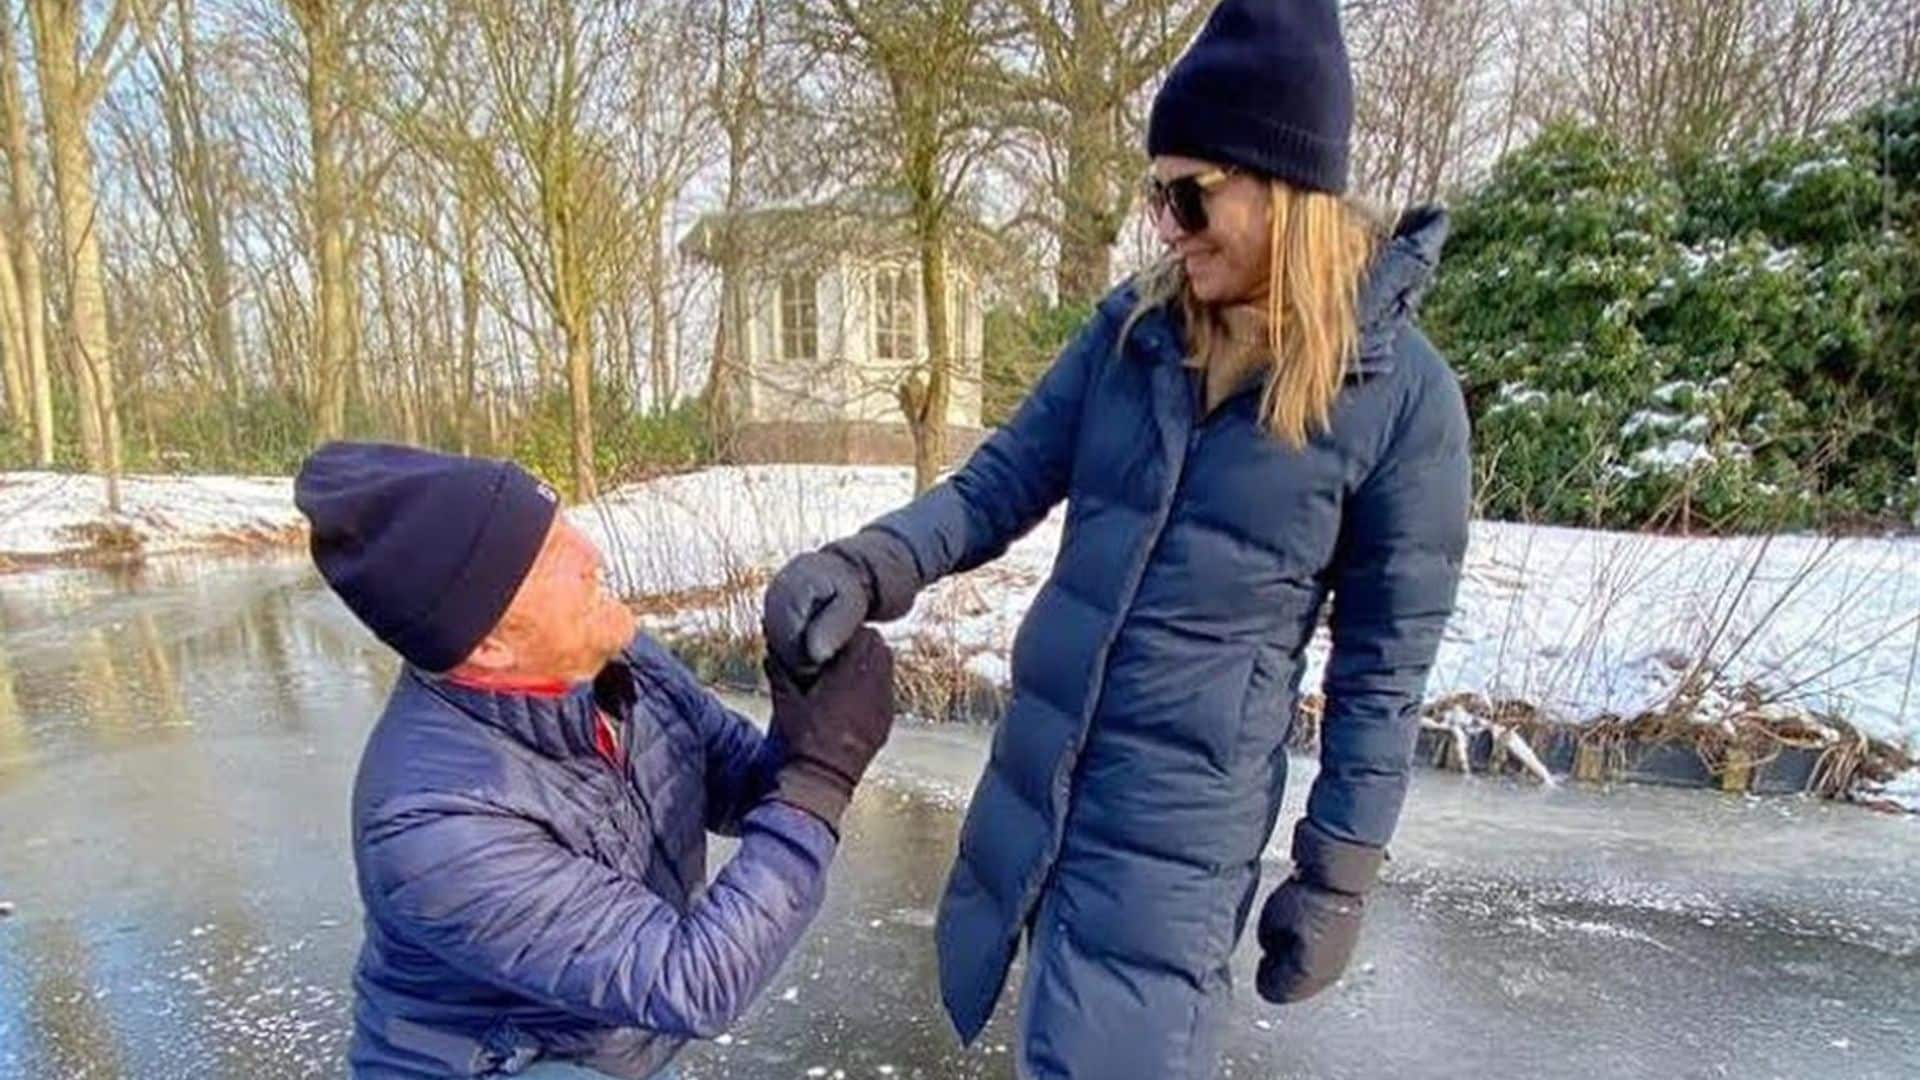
[870,208,1470,1078]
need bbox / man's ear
[461,633,517,673]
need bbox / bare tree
[0,184,26,436]
[285,0,364,441]
[1555,0,1884,159]
[102,0,248,420]
[27,0,148,509]
[1757,1,1884,141]
[149,0,242,399]
[1003,0,1208,305]
[1346,0,1504,204]
[1891,7,1920,95]
[622,2,708,417]
[0,5,53,463]
[692,0,789,457]
[453,0,645,500]
[0,12,31,435]
[801,0,1015,493]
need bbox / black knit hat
[295,442,560,672]
[1147,0,1354,194]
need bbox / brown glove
[1255,819,1385,1004]
[765,628,895,832]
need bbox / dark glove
[763,529,922,678]
[765,628,895,831]
[1255,819,1385,1004]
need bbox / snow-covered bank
[4,464,1912,804]
[0,472,301,564]
[571,465,1920,807]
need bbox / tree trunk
[297,2,352,441]
[0,227,30,432]
[457,190,482,453]
[646,268,671,415]
[701,0,757,461]
[626,305,642,404]
[343,228,368,424]
[30,0,122,511]
[166,0,242,403]
[1056,122,1118,306]
[705,268,741,457]
[910,230,951,494]
[563,313,597,501]
[1,8,55,464]
[373,236,415,442]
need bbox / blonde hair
[1127,181,1377,449]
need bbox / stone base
[729,421,985,466]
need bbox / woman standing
[763,2,1470,1076]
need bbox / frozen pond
[0,559,1914,1078]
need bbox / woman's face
[1150,155,1271,306]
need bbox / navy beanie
[296,442,560,673]
[1147,0,1353,194]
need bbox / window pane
[876,268,916,362]
[780,274,816,361]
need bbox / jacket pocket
[384,1017,538,1078]
[1197,646,1261,771]
[1237,648,1292,754]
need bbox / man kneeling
[298,443,893,1079]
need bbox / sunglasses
[1145,167,1234,233]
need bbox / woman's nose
[1153,201,1186,246]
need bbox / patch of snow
[1652,380,1695,405]
[1867,767,1920,813]
[1634,439,1714,472]
[1761,246,1799,273]
[1488,382,1548,415]
[18,466,1919,759]
[1677,243,1719,277]
[0,472,300,559]
[592,465,1920,752]
[1765,157,1855,201]
[1621,410,1675,438]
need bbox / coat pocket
[384,1016,538,1078]
[1197,645,1261,771]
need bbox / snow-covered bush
[1427,92,1919,532]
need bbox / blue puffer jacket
[347,633,836,1079]
[872,208,1469,1078]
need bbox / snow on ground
[0,472,300,559]
[573,466,1920,770]
[4,463,1914,802]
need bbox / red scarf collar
[442,671,573,699]
[441,670,622,766]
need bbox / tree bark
[1056,104,1118,305]
[0,214,30,432]
[1,7,55,464]
[292,0,353,441]
[457,188,481,453]
[30,0,124,510]
[910,229,951,494]
[563,312,597,500]
[170,0,243,403]
[646,254,672,414]
[699,0,765,461]
[1051,0,1123,305]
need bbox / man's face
[493,519,637,682]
